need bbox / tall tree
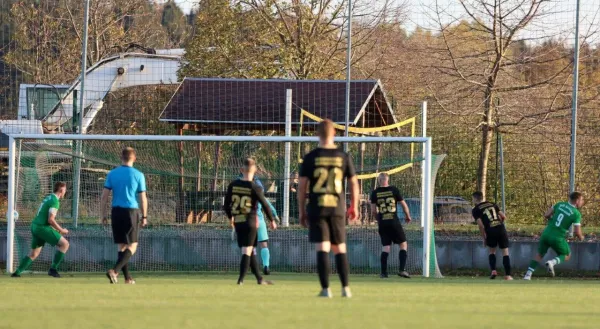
[424,0,600,199]
[5,0,169,84]
[241,0,400,79]
[161,0,190,47]
[182,0,403,80]
[180,0,281,79]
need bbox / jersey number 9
[313,167,343,194]
[231,195,251,215]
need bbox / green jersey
[543,201,581,237]
[32,194,60,226]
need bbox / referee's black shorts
[309,216,346,245]
[378,222,407,246]
[234,222,258,248]
[111,207,140,244]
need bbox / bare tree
[5,0,169,84]
[424,0,600,198]
[239,0,403,79]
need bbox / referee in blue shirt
[100,147,148,284]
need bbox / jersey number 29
[231,195,251,215]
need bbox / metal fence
[0,0,599,225]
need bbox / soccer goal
[5,134,442,278]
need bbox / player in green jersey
[11,182,70,278]
[523,192,584,280]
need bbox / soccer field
[1,273,599,329]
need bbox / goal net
[5,135,442,278]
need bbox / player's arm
[573,213,584,241]
[348,176,359,221]
[297,161,310,227]
[47,208,68,235]
[370,203,378,218]
[498,211,506,222]
[573,225,584,241]
[399,200,412,224]
[476,218,485,238]
[136,173,148,226]
[223,183,234,221]
[264,197,280,224]
[100,171,112,224]
[346,155,359,221]
[369,191,378,218]
[395,188,411,223]
[255,186,278,229]
[472,208,486,239]
[544,205,554,220]
[100,188,110,224]
[476,218,486,247]
[139,192,148,227]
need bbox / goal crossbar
[7,134,430,143]
[5,134,434,277]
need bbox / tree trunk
[477,92,495,200]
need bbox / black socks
[503,255,511,276]
[317,251,330,289]
[335,253,349,287]
[118,251,131,279]
[238,254,250,283]
[380,252,389,275]
[114,249,132,272]
[250,254,263,282]
[489,254,497,271]
[399,250,408,272]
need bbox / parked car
[402,196,473,224]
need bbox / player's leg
[236,222,252,284]
[524,236,548,280]
[109,209,140,283]
[29,225,66,278]
[250,234,271,285]
[395,225,409,278]
[257,219,271,274]
[498,228,512,280]
[330,217,351,298]
[500,248,512,280]
[12,246,42,277]
[48,236,70,277]
[545,238,571,277]
[488,248,497,279]
[380,245,391,278]
[13,226,47,277]
[309,217,332,297]
[486,228,499,279]
[379,226,391,278]
[117,246,134,284]
[238,245,254,285]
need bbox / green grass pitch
[2,273,599,329]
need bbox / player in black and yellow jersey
[224,158,278,285]
[472,191,513,280]
[298,119,360,298]
[370,173,412,278]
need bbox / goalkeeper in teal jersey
[524,192,585,280]
[237,174,280,275]
[12,182,70,278]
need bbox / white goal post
[5,134,435,277]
